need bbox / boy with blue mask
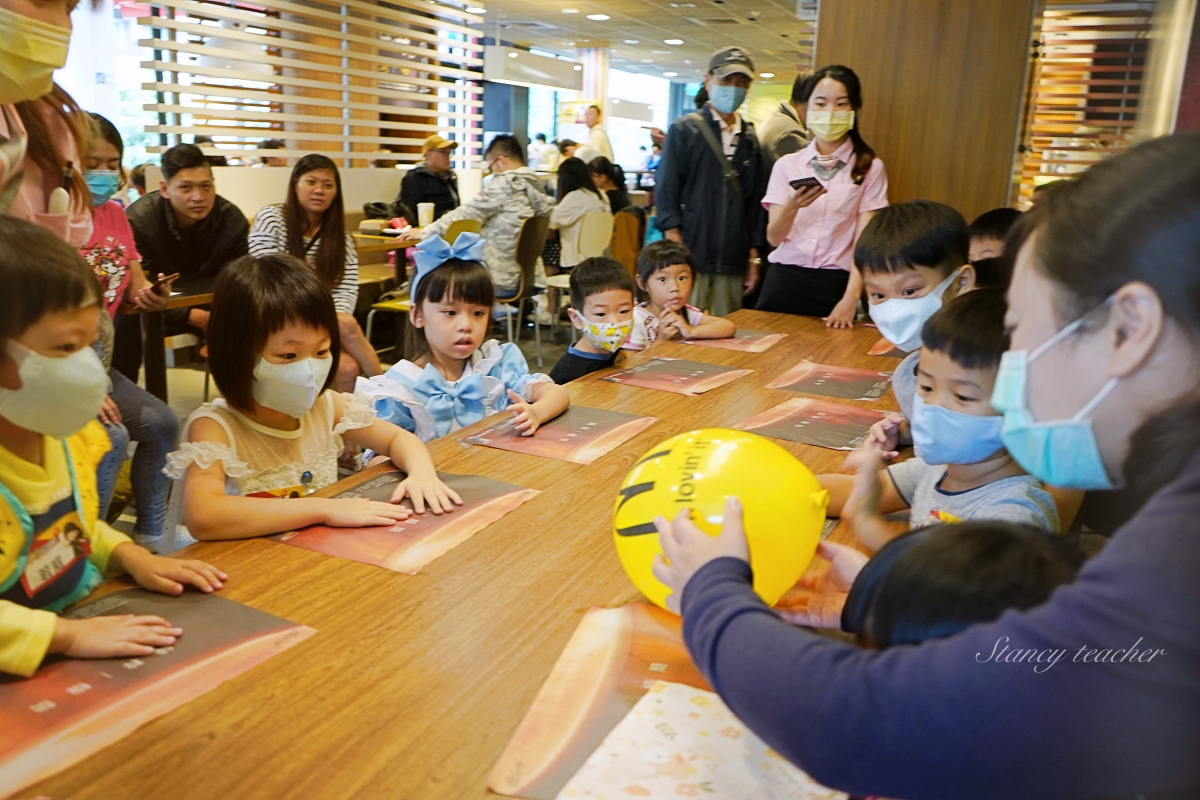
[818,288,1060,552]
[549,257,635,385]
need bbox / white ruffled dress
[163,392,376,496]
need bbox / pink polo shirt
[761,137,888,271]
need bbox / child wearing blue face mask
[818,288,1060,552]
[166,253,461,541]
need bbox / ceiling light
[612,99,621,103]
[562,8,578,12]
[573,64,582,70]
[586,13,609,20]
[664,38,684,45]
[640,58,653,63]
[508,52,518,58]
[466,6,486,12]
[623,39,639,44]
[663,71,678,77]
[759,72,774,78]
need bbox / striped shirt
[248,204,359,314]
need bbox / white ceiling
[466,0,818,85]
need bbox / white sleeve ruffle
[334,392,378,435]
[162,441,252,480]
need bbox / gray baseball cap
[708,46,756,80]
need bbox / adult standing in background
[757,64,888,327]
[398,134,459,224]
[756,71,813,160]
[584,105,614,162]
[654,47,769,317]
[249,154,382,391]
[122,143,249,378]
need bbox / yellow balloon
[613,428,830,611]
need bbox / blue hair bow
[411,232,486,299]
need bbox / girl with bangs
[358,234,570,443]
[165,253,461,541]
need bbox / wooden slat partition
[142,0,484,168]
[1013,0,1156,205]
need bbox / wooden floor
[30,310,901,800]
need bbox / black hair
[842,522,1088,648]
[798,64,874,184]
[259,139,285,150]
[557,139,578,155]
[404,258,495,360]
[485,134,525,164]
[191,136,228,167]
[569,257,635,310]
[636,240,695,287]
[588,104,601,115]
[535,133,546,142]
[969,256,1010,289]
[282,154,347,289]
[790,70,813,104]
[207,253,341,414]
[161,143,211,183]
[1011,132,1200,525]
[920,285,1009,370]
[587,156,625,189]
[855,200,969,277]
[88,112,128,189]
[0,218,100,343]
[556,156,602,201]
[968,207,1021,245]
[693,85,708,109]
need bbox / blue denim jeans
[100,370,181,542]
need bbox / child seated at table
[165,253,461,540]
[549,257,635,384]
[623,240,735,351]
[967,207,1021,263]
[357,233,570,441]
[0,218,225,678]
[818,288,1059,553]
[840,521,1088,647]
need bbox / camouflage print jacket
[424,167,555,292]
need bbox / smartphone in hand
[789,177,822,191]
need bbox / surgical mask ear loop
[1028,296,1115,363]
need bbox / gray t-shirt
[887,456,1061,532]
[891,349,921,420]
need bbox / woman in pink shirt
[756,65,888,327]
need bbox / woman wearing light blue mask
[640,133,1200,799]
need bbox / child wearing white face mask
[854,200,978,456]
[165,254,461,541]
[548,257,635,384]
[817,288,1059,552]
[0,219,225,678]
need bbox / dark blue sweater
[682,452,1200,799]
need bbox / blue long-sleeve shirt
[682,451,1200,799]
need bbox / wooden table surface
[29,310,901,800]
[354,232,421,254]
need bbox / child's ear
[409,305,426,329]
[567,308,585,330]
[635,274,646,291]
[953,263,977,297]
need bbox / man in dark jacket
[119,143,248,379]
[399,134,460,224]
[654,47,769,317]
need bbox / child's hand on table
[112,542,226,595]
[506,389,543,436]
[51,614,184,659]
[775,541,870,629]
[868,412,906,459]
[392,470,463,515]
[322,497,412,527]
[652,497,750,614]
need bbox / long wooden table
[29,310,901,800]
